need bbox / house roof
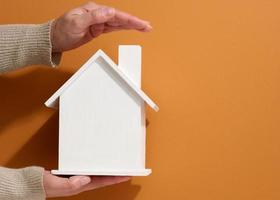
[45,49,159,112]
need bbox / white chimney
[118,45,142,87]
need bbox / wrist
[50,19,59,53]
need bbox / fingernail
[103,8,115,16]
[80,177,91,186]
[147,24,153,30]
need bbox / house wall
[59,58,145,172]
[1,1,280,200]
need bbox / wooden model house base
[51,169,151,176]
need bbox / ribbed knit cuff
[0,21,62,72]
[0,166,45,200]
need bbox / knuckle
[70,17,81,27]
[92,9,102,17]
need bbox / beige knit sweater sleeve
[0,21,61,72]
[0,167,46,200]
[0,21,62,199]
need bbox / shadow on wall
[1,67,141,200]
[0,67,71,133]
[6,112,59,169]
[7,112,141,200]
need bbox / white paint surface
[118,45,147,170]
[45,48,159,111]
[118,45,142,87]
[51,169,151,176]
[59,58,146,172]
[45,46,158,176]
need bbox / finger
[103,26,130,33]
[119,24,152,32]
[56,176,91,196]
[44,171,71,189]
[103,24,150,33]
[110,10,151,31]
[105,21,152,31]
[138,24,153,32]
[43,172,92,197]
[106,21,121,27]
[80,7,115,27]
[84,176,131,191]
[56,175,91,196]
[90,23,105,38]
[67,176,92,191]
[64,176,91,196]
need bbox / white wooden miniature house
[45,45,159,176]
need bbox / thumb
[81,7,115,26]
[68,176,91,189]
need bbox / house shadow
[2,67,141,200]
[0,67,71,134]
[7,113,141,200]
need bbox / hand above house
[51,1,152,52]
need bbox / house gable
[58,57,145,171]
[45,49,159,112]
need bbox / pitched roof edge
[45,49,159,112]
[97,51,159,111]
[45,50,105,108]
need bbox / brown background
[1,0,280,199]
